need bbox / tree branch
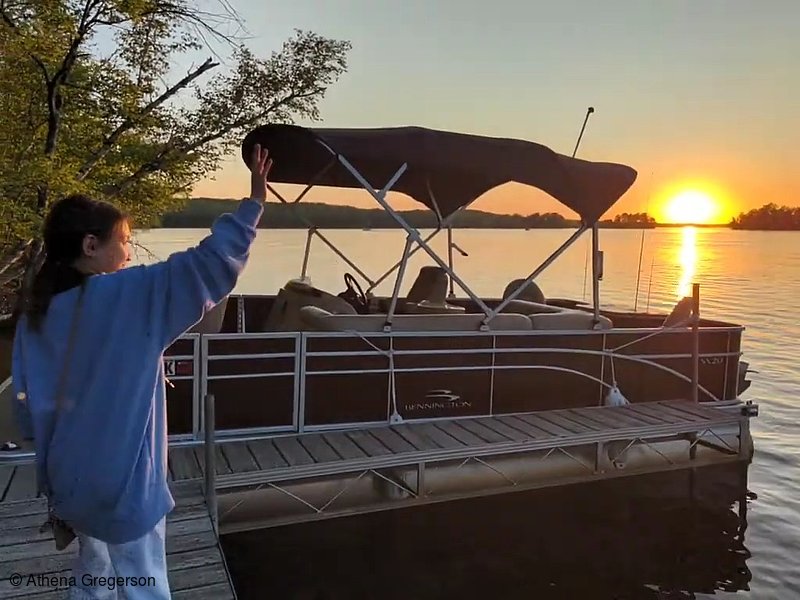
[106,87,325,198]
[77,58,219,181]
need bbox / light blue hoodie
[11,197,263,543]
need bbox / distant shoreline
[153,199,799,231]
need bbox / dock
[0,476,235,599]
[182,398,755,533]
[0,398,757,596]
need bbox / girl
[11,144,272,599]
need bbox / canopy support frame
[264,136,607,330]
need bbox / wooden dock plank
[655,402,708,422]
[170,446,202,480]
[0,465,13,501]
[571,407,645,430]
[273,436,315,466]
[346,430,394,457]
[667,401,728,421]
[472,417,530,442]
[297,434,340,463]
[169,563,230,591]
[3,464,38,502]
[414,423,464,449]
[557,409,620,431]
[390,425,441,452]
[496,415,556,439]
[0,511,50,533]
[434,422,486,446]
[220,442,260,473]
[0,483,235,599]
[516,413,574,437]
[625,403,679,424]
[456,418,513,444]
[192,446,232,477]
[322,432,368,460]
[173,582,234,599]
[613,405,666,426]
[368,427,417,454]
[247,439,288,469]
[541,410,598,434]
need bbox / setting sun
[664,190,719,224]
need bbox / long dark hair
[20,194,128,331]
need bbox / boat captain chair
[263,278,357,331]
[402,266,465,314]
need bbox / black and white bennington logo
[403,389,472,413]
[425,389,461,402]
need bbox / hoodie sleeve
[11,325,34,440]
[127,197,264,348]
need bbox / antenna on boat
[645,253,655,312]
[574,107,595,300]
[572,106,595,158]
[633,173,654,312]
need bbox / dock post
[689,284,700,460]
[204,393,218,534]
[691,283,700,404]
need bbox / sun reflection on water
[677,226,697,298]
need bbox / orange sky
[194,151,780,224]
[189,1,799,224]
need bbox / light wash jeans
[68,518,171,599]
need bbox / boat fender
[605,384,629,407]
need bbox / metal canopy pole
[447,226,455,299]
[484,225,588,323]
[336,155,494,320]
[592,223,601,325]
[267,184,376,287]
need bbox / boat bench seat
[298,306,532,332]
[497,298,613,330]
[529,311,612,330]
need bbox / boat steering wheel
[343,273,369,314]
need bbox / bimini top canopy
[241,124,637,223]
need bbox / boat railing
[179,284,742,444]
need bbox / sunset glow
[660,189,722,225]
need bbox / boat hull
[164,295,748,437]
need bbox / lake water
[134,225,800,599]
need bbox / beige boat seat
[503,278,546,304]
[529,311,613,330]
[403,266,464,314]
[299,306,531,332]
[496,298,562,315]
[494,297,612,329]
[187,296,229,334]
[264,278,356,331]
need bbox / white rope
[332,328,402,424]
[608,316,694,353]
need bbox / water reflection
[223,462,754,600]
[677,227,698,298]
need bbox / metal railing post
[691,284,700,403]
[203,393,218,534]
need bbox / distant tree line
[730,204,800,230]
[158,199,661,230]
[600,212,656,228]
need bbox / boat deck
[175,399,750,532]
[0,482,235,599]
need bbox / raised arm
[122,145,273,347]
